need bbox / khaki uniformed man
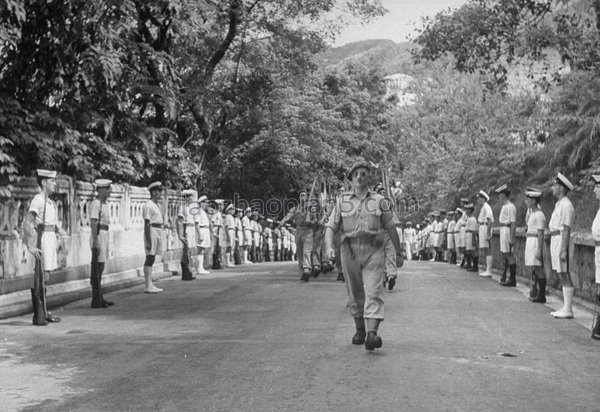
[495,184,517,286]
[176,189,197,281]
[143,181,165,293]
[464,203,478,271]
[89,179,115,308]
[549,173,576,319]
[23,169,63,324]
[324,161,403,351]
[282,191,316,281]
[477,190,494,276]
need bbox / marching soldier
[590,175,600,339]
[324,161,403,351]
[524,187,546,303]
[282,191,315,281]
[23,169,63,324]
[142,182,165,293]
[549,173,576,319]
[195,195,211,274]
[477,191,494,276]
[89,179,115,308]
[495,184,517,286]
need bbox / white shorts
[90,230,109,263]
[524,237,542,267]
[595,247,600,283]
[41,231,58,271]
[465,233,475,251]
[447,234,454,250]
[224,229,236,249]
[197,228,211,249]
[243,230,253,246]
[253,233,260,245]
[478,226,490,249]
[499,227,511,254]
[550,235,567,273]
[145,227,163,256]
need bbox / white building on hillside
[383,73,417,107]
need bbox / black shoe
[300,271,310,282]
[529,296,546,303]
[388,277,396,291]
[336,273,344,282]
[46,312,61,322]
[365,331,382,351]
[101,298,114,306]
[352,329,366,345]
[312,266,321,277]
[502,280,516,287]
[91,300,108,309]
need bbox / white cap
[214,199,224,204]
[94,178,112,188]
[37,169,57,178]
[525,186,542,198]
[197,195,208,203]
[494,184,508,194]
[181,189,195,196]
[556,173,574,191]
[225,204,234,212]
[266,218,273,223]
[478,190,490,201]
[148,181,162,191]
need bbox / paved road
[2,261,600,412]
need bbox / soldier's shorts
[145,227,163,256]
[197,228,211,249]
[499,226,511,254]
[550,235,567,273]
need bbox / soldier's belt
[98,224,109,231]
[526,233,539,238]
[151,223,164,229]
[465,230,477,233]
[198,226,209,228]
[549,230,561,237]
[184,223,194,227]
[499,223,512,227]
[40,224,56,232]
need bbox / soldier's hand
[396,253,404,268]
[325,248,335,262]
[28,246,42,259]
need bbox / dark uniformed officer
[324,161,403,351]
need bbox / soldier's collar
[349,189,374,200]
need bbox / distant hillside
[317,40,416,75]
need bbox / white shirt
[142,200,163,224]
[526,209,546,235]
[478,202,494,224]
[549,196,574,232]
[89,199,110,226]
[499,201,517,225]
[29,193,57,225]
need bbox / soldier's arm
[90,217,99,248]
[324,201,341,257]
[23,211,41,258]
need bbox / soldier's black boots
[529,278,546,303]
[388,277,396,291]
[592,315,600,340]
[312,265,321,278]
[499,264,507,285]
[365,331,382,351]
[529,275,538,299]
[352,318,366,344]
[468,256,479,272]
[502,264,517,287]
[31,288,48,326]
[336,272,345,282]
[300,270,311,282]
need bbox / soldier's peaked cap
[347,161,370,179]
[494,183,509,194]
[592,175,600,184]
[556,173,574,191]
[181,189,195,196]
[197,195,208,203]
[148,181,162,191]
[95,178,112,188]
[478,190,490,201]
[37,169,57,178]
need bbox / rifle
[31,191,48,325]
[180,194,195,280]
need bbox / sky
[333,0,468,46]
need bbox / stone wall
[490,227,597,301]
[0,176,192,311]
